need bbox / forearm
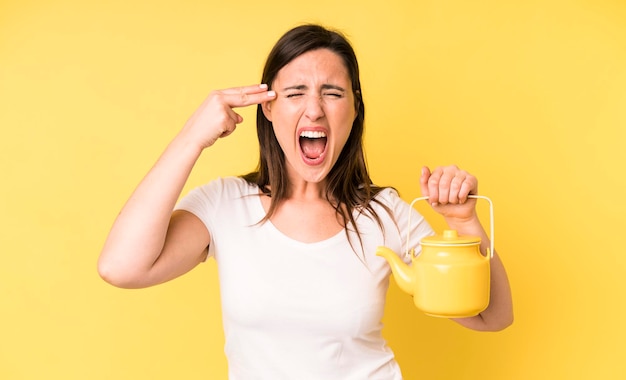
[98,134,203,284]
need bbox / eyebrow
[280,84,347,92]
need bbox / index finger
[220,84,276,108]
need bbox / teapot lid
[421,229,480,246]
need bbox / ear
[262,100,273,122]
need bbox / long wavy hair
[241,24,390,255]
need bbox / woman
[98,24,513,379]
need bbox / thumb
[419,166,430,197]
[228,109,244,124]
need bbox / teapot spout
[376,246,415,295]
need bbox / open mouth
[299,130,327,161]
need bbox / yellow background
[1,0,625,379]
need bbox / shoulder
[371,187,404,210]
[176,176,258,211]
[368,187,425,227]
[353,186,406,226]
[189,176,258,197]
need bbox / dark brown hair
[242,24,389,255]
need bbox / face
[262,48,357,186]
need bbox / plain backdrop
[1,0,625,379]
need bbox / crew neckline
[245,181,348,249]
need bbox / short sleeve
[375,188,435,264]
[174,178,228,259]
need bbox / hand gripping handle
[406,195,494,259]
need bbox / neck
[285,178,329,202]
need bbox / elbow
[97,257,143,289]
[97,259,125,288]
[480,311,515,332]
[501,312,515,330]
[485,314,514,332]
[456,309,514,332]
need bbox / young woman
[99,24,513,379]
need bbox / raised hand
[180,84,276,150]
[419,165,478,222]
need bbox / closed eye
[323,92,343,98]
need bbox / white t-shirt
[176,177,433,380]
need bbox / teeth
[299,131,327,138]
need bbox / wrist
[171,131,206,158]
[443,214,483,235]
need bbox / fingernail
[260,84,268,89]
[267,90,276,97]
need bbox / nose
[304,94,325,121]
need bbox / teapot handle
[406,195,494,259]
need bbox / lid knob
[443,230,458,239]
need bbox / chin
[295,163,333,184]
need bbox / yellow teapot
[376,195,494,318]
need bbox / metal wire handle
[406,195,494,259]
